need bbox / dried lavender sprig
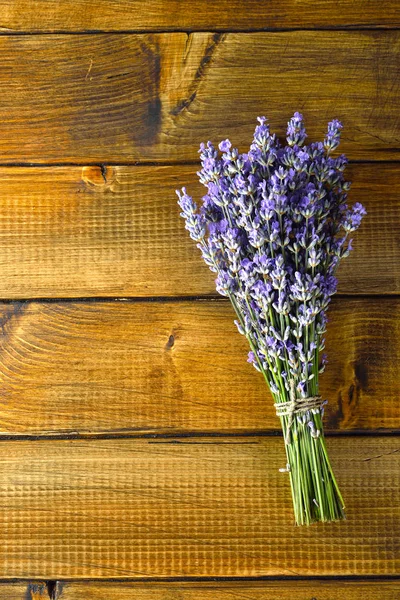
[177,114,365,525]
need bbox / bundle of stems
[177,113,365,525]
[231,287,345,525]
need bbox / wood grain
[52,580,400,600]
[0,32,397,162]
[0,1,398,32]
[0,583,48,599]
[0,298,397,435]
[0,436,398,578]
[0,163,397,298]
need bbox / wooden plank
[0,1,398,32]
[0,436,398,577]
[52,580,400,600]
[0,298,397,435]
[0,32,397,162]
[0,163,397,298]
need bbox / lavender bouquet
[177,113,365,525]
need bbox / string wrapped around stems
[275,381,325,445]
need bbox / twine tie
[274,381,325,445]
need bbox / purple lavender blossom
[219,139,232,152]
[176,188,206,242]
[177,114,365,403]
[324,119,343,153]
[286,112,307,147]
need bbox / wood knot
[28,582,49,599]
[165,334,175,349]
[82,165,115,188]
[354,359,369,390]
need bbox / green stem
[279,384,345,525]
[197,242,345,525]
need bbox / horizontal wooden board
[0,32,397,162]
[0,1,399,32]
[53,580,400,600]
[0,436,398,578]
[3,581,400,599]
[0,298,398,435]
[0,163,397,298]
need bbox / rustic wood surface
[0,1,397,595]
[0,437,398,579]
[0,298,397,435]
[0,32,397,163]
[2,580,400,600]
[0,1,398,32]
[49,580,400,600]
[0,163,397,298]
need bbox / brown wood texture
[0,583,49,599]
[0,2,396,589]
[0,32,397,162]
[52,580,400,600]
[0,163,397,298]
[0,436,398,578]
[0,1,398,32]
[0,298,397,435]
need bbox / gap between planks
[0,27,400,35]
[0,159,396,167]
[0,294,398,304]
[0,430,399,442]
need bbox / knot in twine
[274,380,325,446]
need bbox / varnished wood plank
[0,32,397,162]
[0,163,397,298]
[0,1,398,32]
[53,580,400,600]
[0,298,397,435]
[0,437,398,577]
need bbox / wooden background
[0,1,398,599]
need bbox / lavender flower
[324,119,343,153]
[177,114,365,525]
[287,112,307,147]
